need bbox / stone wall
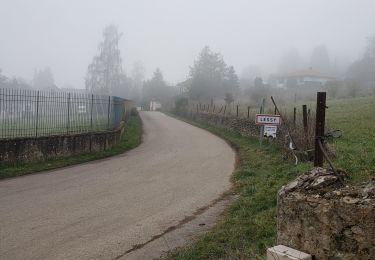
[277,167,375,260]
[0,122,125,164]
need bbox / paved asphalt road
[0,112,235,259]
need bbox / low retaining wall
[277,167,375,259]
[0,122,125,164]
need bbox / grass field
[326,96,375,183]
[167,96,375,259]
[0,113,142,179]
[278,95,375,183]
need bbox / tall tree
[143,68,168,105]
[85,25,124,95]
[130,61,145,103]
[347,34,375,82]
[310,45,331,73]
[0,69,7,87]
[240,65,261,89]
[33,67,56,90]
[142,68,177,110]
[278,48,302,74]
[189,46,239,100]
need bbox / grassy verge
[168,96,374,259]
[0,114,142,179]
[167,115,311,259]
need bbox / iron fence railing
[0,88,125,139]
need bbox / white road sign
[255,114,281,125]
[264,125,277,138]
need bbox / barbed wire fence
[0,88,125,139]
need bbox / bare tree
[85,25,124,95]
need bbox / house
[149,100,162,111]
[269,68,336,88]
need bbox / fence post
[196,104,198,114]
[259,98,265,146]
[35,91,40,137]
[67,93,71,134]
[236,105,239,117]
[213,104,215,113]
[107,96,111,129]
[302,104,308,149]
[90,94,94,130]
[314,92,326,167]
[223,105,226,115]
[247,106,250,118]
[293,107,297,127]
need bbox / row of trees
[84,25,171,107]
[0,67,57,91]
[85,25,240,108]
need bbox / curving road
[0,112,235,259]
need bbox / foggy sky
[0,0,374,88]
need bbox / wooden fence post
[302,104,308,149]
[314,92,326,167]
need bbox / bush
[130,107,138,116]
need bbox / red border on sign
[255,114,281,125]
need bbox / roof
[286,68,336,79]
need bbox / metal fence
[0,88,125,139]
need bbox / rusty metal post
[236,105,239,117]
[67,93,71,134]
[247,106,250,118]
[107,96,111,129]
[35,90,40,137]
[314,92,326,167]
[90,94,94,130]
[293,107,296,127]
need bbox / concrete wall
[0,122,125,164]
[277,167,375,260]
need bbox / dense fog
[1,0,375,106]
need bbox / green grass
[0,114,142,179]
[167,96,375,259]
[325,96,375,183]
[277,96,375,183]
[167,115,311,259]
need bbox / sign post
[258,98,265,146]
[255,111,281,146]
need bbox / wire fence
[0,88,126,139]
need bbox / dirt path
[0,112,235,259]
